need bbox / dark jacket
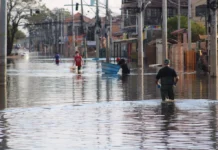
[118,59,130,75]
[121,64,130,74]
[156,66,177,85]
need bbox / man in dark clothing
[118,59,130,75]
[156,59,179,102]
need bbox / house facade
[64,13,122,57]
[121,0,188,35]
[121,0,189,64]
[191,0,207,25]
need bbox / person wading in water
[156,59,179,102]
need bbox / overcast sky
[42,0,121,17]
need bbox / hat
[164,59,170,65]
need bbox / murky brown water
[0,52,217,149]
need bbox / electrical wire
[83,0,96,15]
[167,0,188,7]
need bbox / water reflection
[6,55,212,108]
[0,85,7,110]
[137,68,144,100]
[0,58,7,110]
[208,77,218,100]
[3,53,218,149]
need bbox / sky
[42,0,122,18]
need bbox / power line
[167,0,188,7]
[83,0,96,14]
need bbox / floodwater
[0,52,218,149]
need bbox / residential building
[64,13,122,57]
[121,0,188,35]
[191,0,207,25]
[121,0,189,64]
[65,12,91,46]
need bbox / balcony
[122,0,136,3]
[121,0,137,9]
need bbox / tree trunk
[7,25,18,56]
[7,36,14,56]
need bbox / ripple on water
[0,100,216,150]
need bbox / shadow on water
[0,61,7,110]
[208,77,218,100]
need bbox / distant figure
[116,57,121,63]
[73,51,83,72]
[55,53,60,65]
[118,59,130,75]
[156,59,179,102]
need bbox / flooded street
[1,52,218,149]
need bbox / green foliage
[7,0,71,55]
[14,30,26,41]
[7,0,43,55]
[167,16,206,42]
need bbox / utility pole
[188,0,192,50]
[72,0,76,56]
[178,0,180,29]
[60,10,63,54]
[59,10,62,54]
[55,13,58,53]
[137,0,144,67]
[62,9,66,55]
[106,0,110,63]
[81,0,87,58]
[110,10,113,61]
[162,0,168,59]
[29,10,33,52]
[95,0,100,58]
[208,0,217,77]
[29,28,32,51]
[0,0,7,106]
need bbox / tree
[167,16,206,42]
[14,30,26,42]
[7,0,42,55]
[25,7,71,52]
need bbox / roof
[148,38,178,45]
[113,38,138,43]
[89,17,106,25]
[171,28,187,35]
[65,12,91,23]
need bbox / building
[64,13,122,57]
[121,0,188,36]
[121,0,189,64]
[64,12,92,46]
[191,0,207,25]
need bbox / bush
[167,16,206,42]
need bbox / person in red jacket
[73,51,83,72]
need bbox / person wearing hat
[156,59,179,102]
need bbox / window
[168,8,176,17]
[181,8,188,16]
[123,0,135,3]
[67,25,72,36]
[145,8,161,25]
[152,8,161,17]
[146,8,161,18]
[196,5,207,17]
[146,8,152,18]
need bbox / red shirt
[74,55,82,66]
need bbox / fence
[184,50,196,71]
